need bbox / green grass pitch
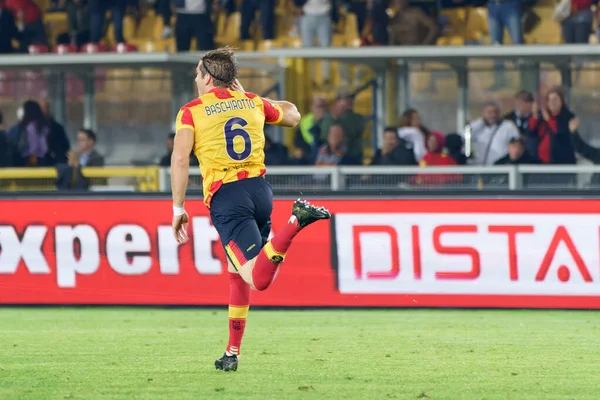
[0,308,599,400]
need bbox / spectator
[488,0,523,45]
[445,133,468,165]
[504,90,534,136]
[487,0,523,89]
[156,0,172,39]
[57,0,90,47]
[528,87,577,165]
[468,102,520,165]
[296,0,336,85]
[295,95,327,163]
[159,133,175,166]
[569,119,600,186]
[494,137,541,165]
[0,111,14,167]
[345,0,369,41]
[419,131,456,167]
[490,136,541,188]
[561,0,595,44]
[90,0,127,44]
[39,99,70,165]
[388,0,437,46]
[55,163,89,190]
[14,100,50,167]
[417,130,460,185]
[159,133,199,167]
[174,0,215,51]
[6,0,48,52]
[7,106,23,142]
[241,0,275,42]
[398,108,430,162]
[315,125,358,166]
[364,0,392,45]
[319,92,365,163]
[264,135,289,166]
[503,90,537,156]
[0,0,21,54]
[370,127,417,166]
[71,128,104,167]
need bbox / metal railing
[158,165,600,192]
[0,167,160,191]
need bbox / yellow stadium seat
[526,7,562,44]
[343,12,360,41]
[136,13,157,41]
[215,12,241,47]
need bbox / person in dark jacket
[241,0,275,41]
[370,127,416,166]
[39,99,70,165]
[504,90,537,157]
[527,86,577,165]
[159,133,199,167]
[0,0,21,54]
[264,135,289,166]
[569,119,600,187]
[0,111,14,167]
[445,132,468,165]
[72,128,104,167]
[504,90,534,135]
[494,137,541,165]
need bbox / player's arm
[230,79,300,128]
[170,107,195,243]
[171,127,194,208]
[263,98,301,128]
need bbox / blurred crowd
[1,0,599,54]
[154,85,599,172]
[0,98,105,189]
[2,84,600,189]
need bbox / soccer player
[170,47,331,372]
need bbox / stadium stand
[1,0,600,180]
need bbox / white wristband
[173,205,185,216]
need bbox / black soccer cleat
[215,353,238,372]
[292,199,331,228]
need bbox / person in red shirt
[416,130,461,185]
[528,87,577,165]
[6,0,47,51]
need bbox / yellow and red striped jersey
[175,88,283,207]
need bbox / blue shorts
[210,177,273,270]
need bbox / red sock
[226,272,250,356]
[252,217,302,291]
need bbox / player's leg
[209,185,258,372]
[237,199,331,291]
[214,262,249,372]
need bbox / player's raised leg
[237,199,331,291]
[215,269,250,372]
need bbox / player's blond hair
[200,46,238,88]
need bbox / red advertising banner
[1,198,600,308]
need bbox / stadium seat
[113,43,138,53]
[55,43,78,54]
[81,43,107,53]
[215,12,241,47]
[28,44,49,54]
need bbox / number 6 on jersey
[224,117,252,161]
